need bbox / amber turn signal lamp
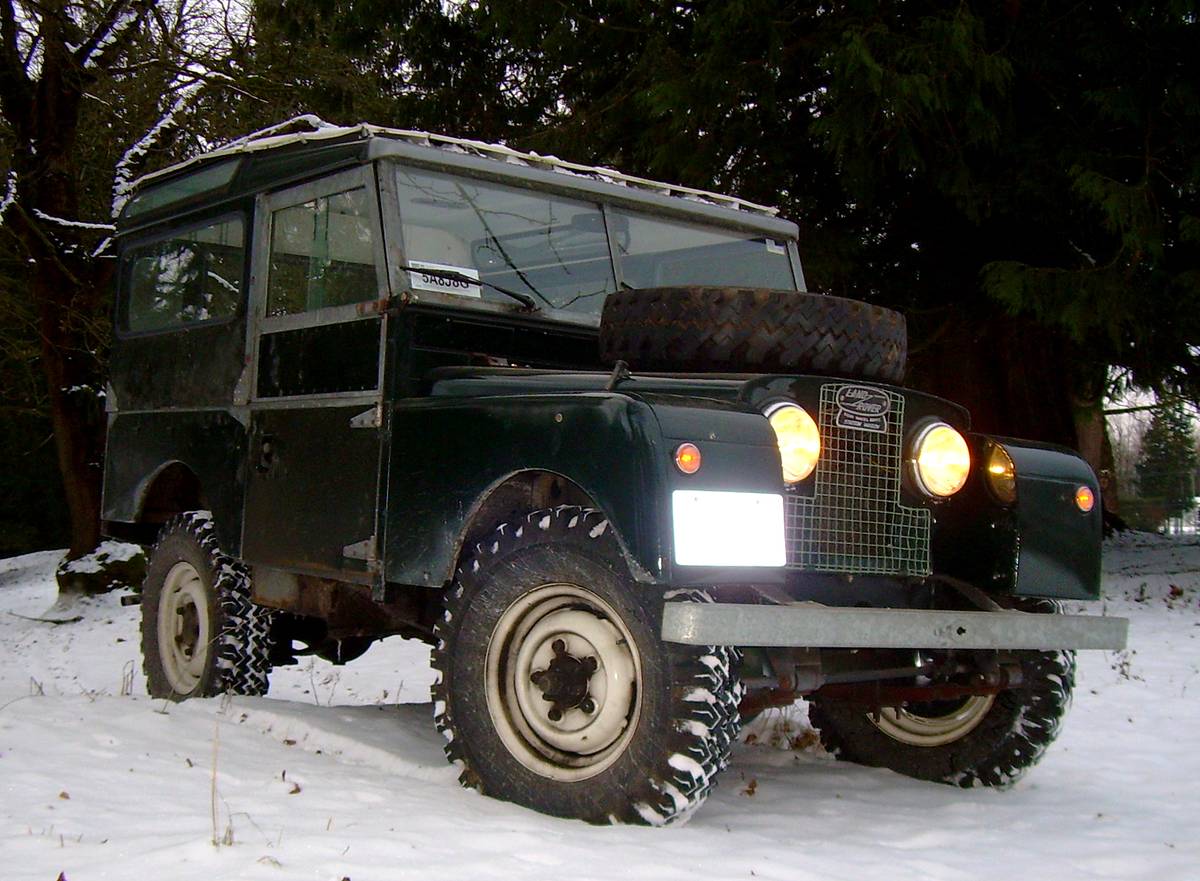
[1075,485,1096,513]
[674,443,702,475]
[984,442,1017,506]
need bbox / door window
[266,188,377,316]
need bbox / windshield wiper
[397,264,538,311]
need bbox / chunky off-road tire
[431,506,743,825]
[141,512,274,700]
[808,601,1075,787]
[600,286,907,382]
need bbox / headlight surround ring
[910,421,971,498]
[764,402,821,484]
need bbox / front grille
[785,383,931,576]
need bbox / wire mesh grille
[786,384,931,576]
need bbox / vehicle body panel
[102,125,1109,634]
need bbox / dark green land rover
[103,117,1127,825]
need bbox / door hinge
[350,404,382,429]
[343,535,379,571]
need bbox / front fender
[382,393,667,587]
[382,392,788,590]
[932,435,1102,600]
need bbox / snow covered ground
[1,534,1196,881]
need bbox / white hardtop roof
[132,115,780,218]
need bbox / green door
[241,166,391,584]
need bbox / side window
[123,218,245,333]
[266,188,377,317]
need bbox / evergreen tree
[1136,404,1198,523]
[245,1,1200,465]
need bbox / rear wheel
[141,512,273,700]
[432,507,742,824]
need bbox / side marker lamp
[674,443,702,475]
[1075,485,1096,513]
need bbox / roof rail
[131,116,780,218]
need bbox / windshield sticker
[408,261,482,298]
[834,385,890,433]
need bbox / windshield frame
[377,152,803,327]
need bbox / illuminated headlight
[765,403,821,484]
[984,441,1017,505]
[911,421,971,498]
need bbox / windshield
[395,167,616,314]
[610,211,796,290]
[393,165,796,318]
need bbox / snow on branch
[111,76,204,218]
[74,1,146,72]
[31,209,116,231]
[0,170,16,219]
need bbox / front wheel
[432,507,742,824]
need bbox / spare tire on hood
[599,286,907,383]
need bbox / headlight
[911,421,971,497]
[766,403,821,484]
[984,441,1017,505]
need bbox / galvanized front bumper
[661,603,1128,651]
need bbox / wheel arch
[135,459,206,525]
[451,469,646,583]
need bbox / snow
[58,540,142,575]
[129,116,781,218]
[30,210,115,232]
[76,7,140,71]
[111,81,205,218]
[0,169,16,219]
[1,536,1198,880]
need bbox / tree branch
[73,0,154,74]
[0,0,35,137]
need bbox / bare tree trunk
[36,273,106,559]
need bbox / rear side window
[122,217,245,333]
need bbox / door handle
[256,433,277,474]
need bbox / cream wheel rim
[869,695,996,747]
[157,561,211,694]
[485,584,641,782]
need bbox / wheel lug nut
[552,639,566,655]
[548,708,563,722]
[530,670,544,685]
[580,698,595,714]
